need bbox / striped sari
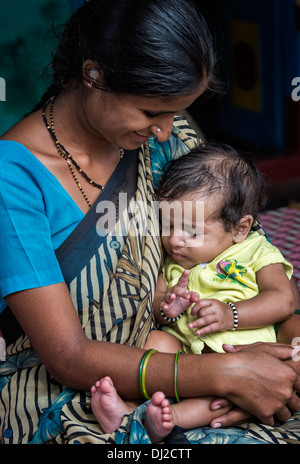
[0,116,198,444]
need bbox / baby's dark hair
[159,142,268,232]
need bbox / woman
[0,0,300,444]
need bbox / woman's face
[82,83,207,150]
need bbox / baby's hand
[160,270,199,320]
[188,299,235,336]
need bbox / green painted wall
[0,0,72,135]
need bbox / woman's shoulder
[0,113,49,174]
[0,111,49,164]
[0,138,30,168]
[0,139,44,180]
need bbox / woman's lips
[132,131,151,142]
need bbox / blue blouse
[0,141,84,313]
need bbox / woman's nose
[151,115,174,141]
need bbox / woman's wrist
[174,352,227,399]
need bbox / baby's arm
[235,263,294,327]
[189,263,294,336]
[153,270,199,325]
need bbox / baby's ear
[232,215,253,243]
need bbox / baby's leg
[144,329,182,354]
[91,331,181,435]
[144,393,233,443]
[170,395,233,429]
[91,377,139,433]
[144,392,174,443]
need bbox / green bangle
[139,349,158,400]
[174,350,182,403]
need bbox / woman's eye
[144,111,158,119]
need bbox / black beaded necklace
[42,96,125,208]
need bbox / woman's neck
[52,88,115,160]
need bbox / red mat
[260,207,300,290]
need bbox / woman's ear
[82,59,106,89]
[232,214,253,243]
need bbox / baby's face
[160,193,236,269]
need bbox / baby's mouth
[171,251,185,260]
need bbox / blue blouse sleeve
[0,144,64,312]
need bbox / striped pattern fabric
[0,117,199,444]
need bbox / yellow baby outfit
[162,232,293,353]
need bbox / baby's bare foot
[144,392,175,443]
[91,377,135,433]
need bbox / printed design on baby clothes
[215,259,248,287]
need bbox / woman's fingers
[223,342,300,362]
[210,408,253,429]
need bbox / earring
[156,128,161,134]
[89,68,100,80]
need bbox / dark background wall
[0,0,72,135]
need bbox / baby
[91,142,294,443]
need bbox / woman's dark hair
[159,143,268,231]
[35,0,222,110]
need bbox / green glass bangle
[174,350,182,403]
[139,349,158,400]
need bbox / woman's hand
[208,342,300,428]
[209,398,253,429]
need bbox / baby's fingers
[188,314,219,336]
[169,287,191,300]
[177,269,190,287]
[162,292,177,304]
[190,299,212,315]
[189,291,200,303]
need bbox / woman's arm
[5,283,300,424]
[209,281,300,429]
[277,276,300,345]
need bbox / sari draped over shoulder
[1,117,300,445]
[0,117,198,444]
